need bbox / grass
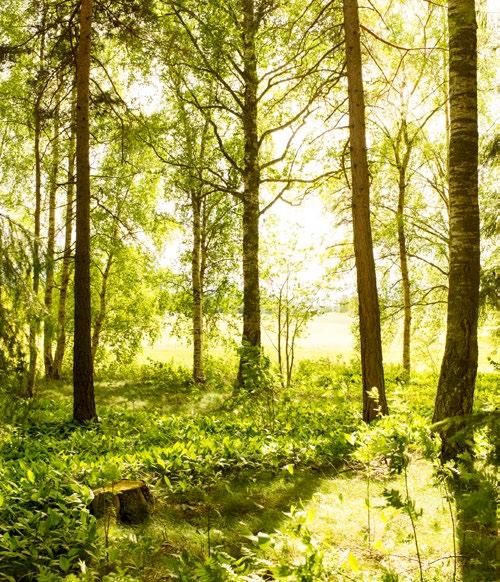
[1,358,497,581]
[281,461,457,581]
[141,311,499,372]
[126,469,327,580]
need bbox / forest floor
[0,359,497,581]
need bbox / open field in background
[140,311,498,372]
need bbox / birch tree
[433,0,480,461]
[167,0,343,387]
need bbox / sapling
[352,413,426,581]
[383,433,424,582]
[437,466,458,582]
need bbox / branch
[360,24,443,52]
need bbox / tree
[89,143,164,368]
[167,0,343,387]
[433,0,480,461]
[150,61,242,383]
[26,2,47,397]
[264,263,321,390]
[0,214,32,391]
[52,93,76,379]
[43,95,60,378]
[73,0,96,422]
[342,0,388,422]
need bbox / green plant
[352,414,428,581]
[0,460,97,580]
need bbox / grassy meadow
[0,346,497,581]
[141,312,499,372]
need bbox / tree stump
[89,480,153,524]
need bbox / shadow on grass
[443,412,499,581]
[40,379,229,416]
[108,467,330,579]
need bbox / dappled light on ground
[1,361,496,580]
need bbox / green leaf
[59,555,71,572]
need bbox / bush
[0,459,97,580]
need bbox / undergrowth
[0,358,497,581]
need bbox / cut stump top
[90,479,153,524]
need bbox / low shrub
[0,459,97,580]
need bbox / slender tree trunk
[395,123,412,379]
[200,198,208,305]
[191,195,205,383]
[397,171,411,378]
[277,284,284,388]
[433,0,479,461]
[285,300,291,388]
[26,5,46,396]
[73,0,96,422]
[237,0,262,386]
[91,250,113,363]
[43,108,60,379]
[27,100,42,397]
[53,100,76,380]
[342,0,388,422]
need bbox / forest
[0,0,498,580]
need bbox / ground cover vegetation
[0,0,498,580]
[0,362,497,580]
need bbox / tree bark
[90,480,153,524]
[342,0,388,422]
[53,99,76,380]
[43,108,60,379]
[91,249,114,363]
[433,0,479,461]
[191,195,205,383]
[395,121,412,379]
[237,0,262,386]
[73,0,97,422]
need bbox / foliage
[0,0,497,575]
[0,361,357,579]
[0,215,34,390]
[0,363,498,579]
[0,458,97,580]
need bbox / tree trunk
[342,0,388,422]
[191,195,205,383]
[277,283,284,388]
[395,122,412,379]
[397,175,411,379]
[43,109,60,379]
[73,0,97,422]
[91,249,114,363]
[237,0,262,387]
[53,98,76,380]
[26,6,46,397]
[27,101,42,397]
[433,0,479,461]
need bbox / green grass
[0,359,497,581]
[140,311,499,373]
[272,461,457,581]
